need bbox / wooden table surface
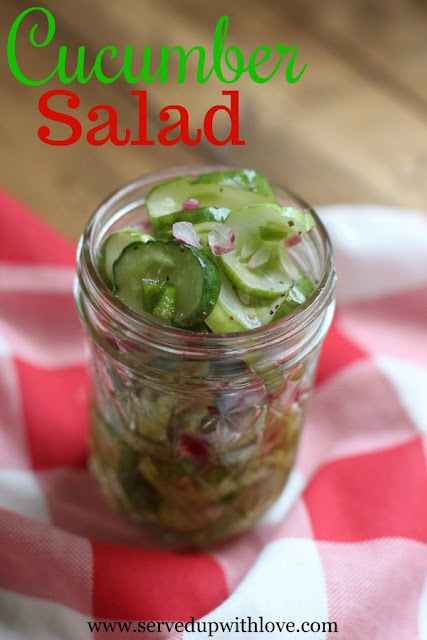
[1,0,426,241]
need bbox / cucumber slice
[272,276,315,321]
[217,204,314,300]
[205,275,272,333]
[191,169,274,197]
[217,205,292,299]
[113,241,221,328]
[206,275,315,333]
[280,207,315,235]
[97,229,153,288]
[146,178,275,229]
[151,206,230,233]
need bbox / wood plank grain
[43,0,427,198]
[0,0,426,241]
[280,0,427,112]
[160,0,427,207]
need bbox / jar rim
[76,165,336,358]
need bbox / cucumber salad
[97,169,315,331]
[90,169,320,545]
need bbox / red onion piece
[208,224,236,256]
[180,432,210,464]
[172,221,202,249]
[285,235,302,248]
[182,198,200,211]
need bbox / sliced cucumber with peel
[279,207,315,235]
[205,274,315,333]
[205,275,278,332]
[112,241,221,328]
[97,229,153,288]
[146,177,276,229]
[151,206,230,233]
[98,169,317,333]
[217,204,313,300]
[192,169,274,197]
[273,276,315,321]
[205,275,264,332]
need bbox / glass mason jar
[74,166,336,547]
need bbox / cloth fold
[0,193,426,640]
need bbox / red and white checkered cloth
[0,190,426,640]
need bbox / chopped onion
[278,246,301,281]
[172,221,202,249]
[208,223,236,256]
[247,247,271,269]
[285,235,302,248]
[180,432,210,463]
[240,239,257,260]
[182,198,200,211]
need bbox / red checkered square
[16,359,89,469]
[304,438,427,543]
[315,317,367,385]
[0,189,75,266]
[92,541,227,621]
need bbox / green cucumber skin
[272,276,315,321]
[155,207,230,234]
[191,169,274,198]
[97,229,153,289]
[206,275,315,333]
[216,203,315,301]
[217,256,291,301]
[204,302,246,333]
[205,275,263,333]
[173,246,221,328]
[112,241,221,328]
[146,178,275,227]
